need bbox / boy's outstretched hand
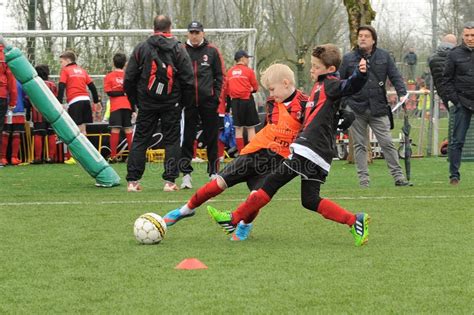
[359,58,367,73]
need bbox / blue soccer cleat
[230,221,253,241]
[163,208,195,227]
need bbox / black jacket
[428,43,454,105]
[340,47,406,117]
[184,38,225,109]
[442,43,474,110]
[293,70,367,169]
[124,34,194,110]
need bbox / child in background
[27,64,58,164]
[1,80,26,165]
[103,53,134,163]
[208,44,371,246]
[58,50,101,165]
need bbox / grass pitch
[0,157,472,314]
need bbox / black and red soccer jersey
[59,63,93,104]
[31,80,57,123]
[290,71,367,172]
[104,69,132,112]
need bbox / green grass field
[0,158,472,314]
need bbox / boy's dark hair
[113,53,127,69]
[312,44,341,70]
[59,50,76,63]
[35,64,50,80]
[154,15,172,32]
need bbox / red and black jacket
[184,38,225,110]
[291,70,367,171]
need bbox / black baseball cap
[188,21,204,32]
[234,50,252,61]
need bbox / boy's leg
[109,128,120,160]
[11,132,21,164]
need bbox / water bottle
[6,110,13,124]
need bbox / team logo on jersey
[306,101,315,108]
[203,55,208,62]
[73,68,82,74]
[201,54,210,66]
[116,77,123,85]
[232,69,242,76]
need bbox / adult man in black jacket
[428,34,457,106]
[443,22,474,185]
[339,25,411,188]
[124,15,194,192]
[179,21,225,189]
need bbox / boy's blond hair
[260,64,296,89]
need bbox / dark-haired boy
[104,53,134,163]
[28,64,58,163]
[58,50,101,165]
[208,44,371,246]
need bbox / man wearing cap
[179,21,226,189]
[339,25,411,188]
[0,36,18,168]
[443,21,474,186]
[226,49,259,153]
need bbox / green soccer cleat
[350,213,370,246]
[207,206,236,234]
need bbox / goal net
[2,28,257,100]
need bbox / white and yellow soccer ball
[133,213,167,244]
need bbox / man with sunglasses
[179,21,226,189]
[443,21,474,186]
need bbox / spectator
[1,80,25,166]
[226,49,259,153]
[404,47,418,81]
[124,15,194,192]
[179,20,225,189]
[103,53,135,163]
[27,64,58,164]
[443,22,474,186]
[0,36,18,168]
[339,25,411,188]
[428,34,457,107]
[58,50,101,165]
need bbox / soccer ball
[133,212,167,244]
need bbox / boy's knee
[301,195,321,212]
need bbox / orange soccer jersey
[241,90,307,158]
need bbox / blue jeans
[449,104,473,180]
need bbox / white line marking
[0,194,473,207]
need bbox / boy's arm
[338,59,368,97]
[6,69,18,108]
[87,82,100,103]
[57,83,65,103]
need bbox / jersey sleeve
[59,69,68,84]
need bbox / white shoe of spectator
[209,174,219,181]
[163,181,179,192]
[180,174,193,189]
[191,157,205,163]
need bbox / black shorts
[109,109,133,129]
[3,124,25,133]
[231,97,260,127]
[68,100,92,125]
[33,122,55,135]
[219,148,284,190]
[283,154,328,182]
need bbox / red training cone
[175,258,208,270]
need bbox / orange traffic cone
[175,258,208,270]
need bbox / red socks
[236,137,244,152]
[126,132,133,151]
[231,189,271,225]
[110,132,119,157]
[1,133,8,158]
[317,198,356,226]
[188,179,224,209]
[11,134,20,159]
[48,135,56,160]
[34,135,42,160]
